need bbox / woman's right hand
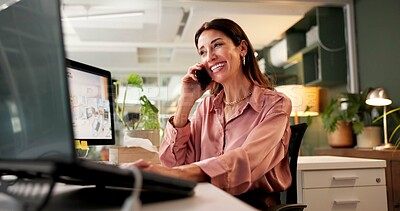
[179,63,212,104]
[172,63,214,128]
[171,63,213,128]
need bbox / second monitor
[66,59,115,145]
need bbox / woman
[132,18,292,209]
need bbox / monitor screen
[66,59,115,145]
[0,0,75,162]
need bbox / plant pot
[356,126,382,148]
[328,120,355,148]
[126,129,161,147]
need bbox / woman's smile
[210,62,226,74]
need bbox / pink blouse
[159,85,292,195]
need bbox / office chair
[267,123,308,211]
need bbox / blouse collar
[210,85,267,113]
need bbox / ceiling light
[62,11,144,21]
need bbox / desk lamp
[365,88,394,150]
[275,85,319,124]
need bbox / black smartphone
[195,68,212,90]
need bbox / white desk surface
[142,183,257,211]
[0,182,256,211]
[298,155,386,170]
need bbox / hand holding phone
[195,68,212,90]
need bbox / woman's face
[197,29,245,84]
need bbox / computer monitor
[0,0,74,162]
[66,59,116,145]
[0,2,197,208]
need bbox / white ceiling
[60,0,349,81]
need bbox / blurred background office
[43,0,399,155]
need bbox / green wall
[355,0,400,146]
[355,0,400,106]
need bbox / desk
[315,148,400,211]
[297,156,387,211]
[140,183,256,211]
[0,183,256,211]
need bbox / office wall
[355,0,400,106]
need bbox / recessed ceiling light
[62,11,144,21]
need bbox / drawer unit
[314,148,400,211]
[302,169,386,188]
[297,156,387,211]
[303,186,387,211]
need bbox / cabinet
[315,148,400,211]
[297,156,387,211]
[266,6,347,86]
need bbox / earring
[242,56,246,66]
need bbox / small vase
[356,126,382,148]
[328,121,355,148]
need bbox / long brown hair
[195,18,273,95]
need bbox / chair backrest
[281,123,308,204]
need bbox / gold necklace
[223,87,253,106]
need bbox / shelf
[302,45,320,85]
[269,6,348,86]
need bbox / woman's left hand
[120,159,210,182]
[120,159,184,179]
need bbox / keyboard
[1,159,197,209]
[54,159,198,203]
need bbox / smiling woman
[120,18,294,210]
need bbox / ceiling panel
[60,0,347,78]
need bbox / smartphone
[195,68,212,90]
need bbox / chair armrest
[266,203,307,211]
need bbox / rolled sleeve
[159,116,191,167]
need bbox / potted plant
[321,93,363,148]
[114,74,161,146]
[356,88,383,148]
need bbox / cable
[308,25,346,53]
[316,29,345,52]
[318,37,346,52]
[121,167,142,211]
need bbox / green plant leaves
[114,74,160,131]
[127,74,144,90]
[372,107,400,145]
[134,95,160,130]
[321,93,364,135]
